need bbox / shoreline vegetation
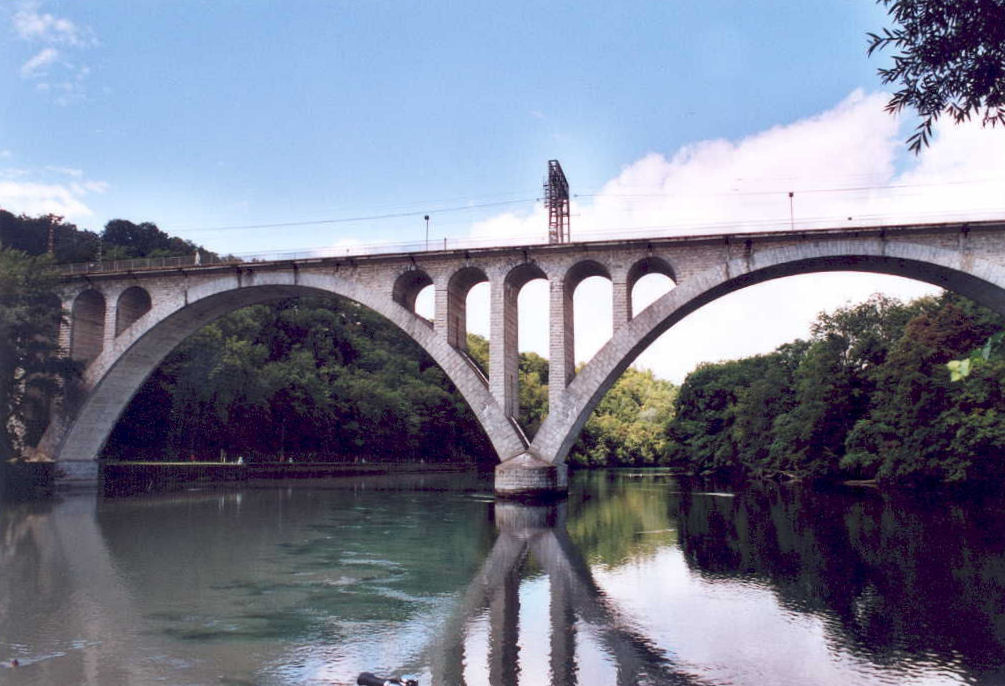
[4,212,1005,496]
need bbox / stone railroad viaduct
[36,219,1005,496]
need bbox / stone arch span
[531,240,1005,466]
[41,271,526,466]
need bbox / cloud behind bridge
[466,91,1005,382]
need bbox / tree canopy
[0,250,78,460]
[666,292,1005,486]
[868,0,1005,152]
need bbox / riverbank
[100,460,482,496]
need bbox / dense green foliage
[0,211,206,264]
[106,298,494,462]
[465,334,677,461]
[570,367,677,467]
[667,293,1005,485]
[0,249,77,460]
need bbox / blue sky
[4,1,1005,380]
[4,0,889,249]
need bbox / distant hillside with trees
[0,210,207,264]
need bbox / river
[0,469,1003,685]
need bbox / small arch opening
[627,257,676,319]
[116,286,152,336]
[70,289,106,363]
[632,273,676,315]
[503,263,549,437]
[448,267,490,381]
[447,267,489,350]
[574,275,613,364]
[393,269,434,325]
[414,284,435,322]
[566,259,611,292]
[465,281,491,377]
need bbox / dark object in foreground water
[356,673,417,686]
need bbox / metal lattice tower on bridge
[544,160,570,244]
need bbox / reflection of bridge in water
[411,502,705,686]
[38,219,1005,497]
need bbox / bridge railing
[59,253,241,275]
[57,214,1005,276]
[58,234,543,275]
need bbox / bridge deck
[59,218,1004,278]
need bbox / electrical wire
[178,197,539,234]
[575,177,1001,201]
[172,177,1003,249]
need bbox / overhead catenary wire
[177,197,539,234]
[573,176,1002,200]
[168,176,999,234]
[164,176,1004,251]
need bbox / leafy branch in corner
[867,0,1005,153]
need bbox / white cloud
[467,91,1005,381]
[12,1,94,47]
[0,167,108,221]
[0,180,95,218]
[19,46,58,78]
[80,180,109,193]
[11,1,96,102]
[45,165,83,178]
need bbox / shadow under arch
[532,240,1005,465]
[42,275,527,466]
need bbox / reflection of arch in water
[416,502,703,686]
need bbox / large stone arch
[531,240,1005,465]
[41,271,526,467]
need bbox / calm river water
[1,469,1003,685]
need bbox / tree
[571,367,676,467]
[0,250,77,460]
[101,219,199,259]
[868,0,1005,152]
